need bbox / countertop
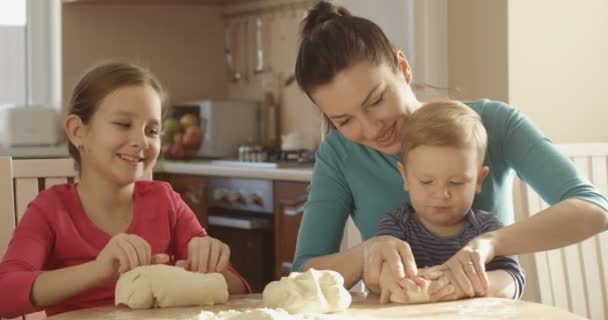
[0,144,69,158]
[155,160,313,182]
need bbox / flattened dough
[262,268,351,314]
[115,264,228,309]
[389,279,431,304]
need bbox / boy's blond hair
[400,101,487,166]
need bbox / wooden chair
[0,157,77,320]
[515,144,608,320]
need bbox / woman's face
[311,52,420,154]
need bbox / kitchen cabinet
[273,181,308,279]
[154,173,208,227]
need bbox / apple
[182,126,202,148]
[180,113,198,128]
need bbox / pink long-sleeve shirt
[0,181,250,318]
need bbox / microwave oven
[171,100,260,158]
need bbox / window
[0,0,62,109]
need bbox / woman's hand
[95,233,169,279]
[423,266,468,302]
[175,236,230,273]
[363,235,423,293]
[434,233,496,297]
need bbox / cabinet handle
[280,195,307,217]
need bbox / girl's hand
[363,235,423,293]
[175,236,230,273]
[438,234,496,297]
[95,233,169,278]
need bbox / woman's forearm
[492,198,608,257]
[486,270,516,299]
[302,243,365,289]
[31,261,108,307]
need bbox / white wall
[508,0,608,143]
[0,26,26,105]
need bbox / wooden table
[49,293,587,319]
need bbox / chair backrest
[516,144,608,320]
[0,157,77,320]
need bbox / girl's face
[76,84,162,186]
[310,52,420,154]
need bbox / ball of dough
[115,265,228,309]
[262,268,351,314]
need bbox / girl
[0,62,249,318]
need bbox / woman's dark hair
[295,1,399,98]
[66,61,167,171]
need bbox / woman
[292,1,608,301]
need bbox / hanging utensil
[224,21,240,83]
[254,15,265,74]
[242,17,250,83]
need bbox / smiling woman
[291,0,608,305]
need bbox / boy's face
[398,145,489,229]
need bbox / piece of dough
[115,264,228,309]
[262,268,351,314]
[389,279,431,304]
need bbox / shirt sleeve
[292,134,353,272]
[478,212,526,299]
[0,201,53,318]
[493,101,608,211]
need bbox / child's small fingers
[217,247,230,272]
[379,289,390,304]
[116,238,138,271]
[175,259,189,269]
[151,253,170,265]
[399,277,418,291]
[390,287,408,303]
[190,243,200,272]
[430,284,454,302]
[198,239,211,273]
[208,241,220,273]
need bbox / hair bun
[301,1,352,37]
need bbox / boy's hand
[95,233,169,278]
[378,262,419,304]
[175,236,230,273]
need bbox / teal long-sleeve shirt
[292,99,608,272]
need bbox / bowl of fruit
[161,113,203,160]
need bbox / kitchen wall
[448,0,608,143]
[62,4,227,108]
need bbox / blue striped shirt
[376,203,526,299]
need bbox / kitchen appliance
[206,177,274,292]
[0,105,61,146]
[171,100,260,158]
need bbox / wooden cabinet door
[273,181,308,279]
[154,173,208,227]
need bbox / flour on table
[262,269,351,314]
[115,265,228,309]
[198,308,353,320]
